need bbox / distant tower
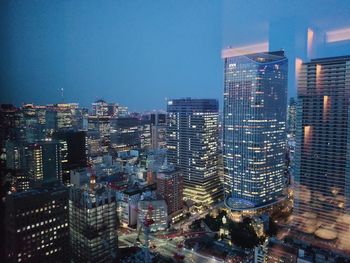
[60,88,65,103]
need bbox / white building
[138,198,168,232]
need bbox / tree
[266,218,278,236]
[228,220,262,249]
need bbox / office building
[69,186,117,262]
[156,166,183,221]
[150,113,167,150]
[0,104,21,148]
[4,185,69,262]
[293,55,350,252]
[92,99,128,118]
[45,103,79,131]
[150,113,166,126]
[110,117,141,152]
[116,188,142,228]
[167,98,221,205]
[23,141,62,185]
[222,50,288,210]
[138,198,168,232]
[53,130,87,185]
[287,97,297,138]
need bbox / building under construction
[69,186,117,262]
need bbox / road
[119,232,224,262]
[172,201,224,231]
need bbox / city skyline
[2,1,350,262]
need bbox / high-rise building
[293,55,350,253]
[69,186,117,262]
[222,50,288,211]
[92,100,110,117]
[167,98,221,205]
[156,166,183,222]
[92,99,128,118]
[287,97,297,139]
[4,184,69,262]
[45,103,79,131]
[151,113,167,150]
[150,113,166,126]
[0,104,21,148]
[110,117,141,152]
[53,130,87,185]
[23,141,62,185]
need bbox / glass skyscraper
[222,50,288,210]
[167,98,221,205]
[294,56,350,252]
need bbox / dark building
[53,130,87,185]
[150,113,166,125]
[69,186,117,262]
[167,98,221,205]
[110,117,141,152]
[4,185,69,262]
[294,55,350,253]
[0,104,20,148]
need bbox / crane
[131,203,155,263]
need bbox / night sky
[1,0,350,111]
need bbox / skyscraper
[150,113,167,150]
[69,186,117,262]
[222,50,288,210]
[167,98,221,205]
[53,130,87,185]
[287,97,297,139]
[293,55,350,252]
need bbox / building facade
[167,98,221,205]
[222,50,288,210]
[4,185,69,262]
[53,130,87,185]
[23,141,62,185]
[156,166,183,221]
[287,97,297,139]
[293,56,350,252]
[138,198,168,232]
[69,186,117,262]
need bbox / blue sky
[1,0,350,111]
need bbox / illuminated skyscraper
[294,55,350,252]
[167,98,221,205]
[222,50,288,210]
